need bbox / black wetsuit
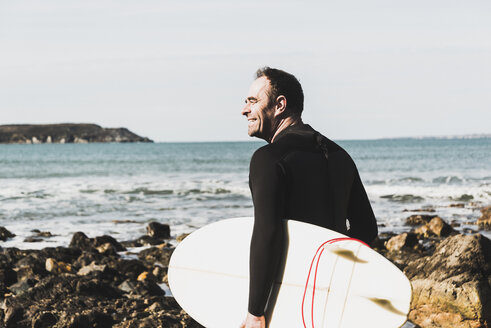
[247,123,377,316]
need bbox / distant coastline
[376,133,491,141]
[0,123,153,144]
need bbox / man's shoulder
[250,143,283,166]
[315,131,355,166]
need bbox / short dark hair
[255,67,304,116]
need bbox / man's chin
[248,128,258,137]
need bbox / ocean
[1,137,490,249]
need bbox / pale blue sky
[1,0,490,142]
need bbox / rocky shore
[0,124,153,144]
[373,208,491,328]
[1,207,490,328]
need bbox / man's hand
[240,312,265,328]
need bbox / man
[240,67,378,328]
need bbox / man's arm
[346,168,378,244]
[247,148,285,317]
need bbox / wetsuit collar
[272,123,314,143]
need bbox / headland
[0,124,153,144]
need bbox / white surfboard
[168,218,412,328]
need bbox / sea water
[1,137,490,249]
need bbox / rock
[176,233,190,242]
[4,306,23,327]
[477,206,491,230]
[69,310,114,328]
[0,267,17,286]
[69,232,125,255]
[151,266,166,283]
[0,227,15,241]
[138,247,174,267]
[137,271,157,283]
[405,234,491,327]
[32,311,58,328]
[122,235,167,247]
[449,203,465,208]
[77,262,107,276]
[8,278,37,295]
[413,224,429,236]
[45,258,73,274]
[0,124,153,144]
[69,232,95,251]
[427,217,455,237]
[24,237,43,243]
[74,278,122,298]
[414,217,455,237]
[14,262,47,282]
[405,215,438,226]
[146,302,161,312]
[96,243,118,256]
[111,259,147,281]
[453,194,474,202]
[385,233,419,252]
[35,231,53,237]
[146,222,170,239]
[118,279,165,298]
[93,235,125,252]
[0,237,201,328]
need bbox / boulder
[110,259,147,281]
[8,278,37,295]
[45,258,73,274]
[405,215,438,226]
[477,206,491,230]
[147,222,170,239]
[31,311,58,328]
[34,231,53,237]
[385,232,419,252]
[426,217,455,237]
[93,235,125,252]
[69,232,125,255]
[0,227,15,241]
[138,246,174,267]
[77,262,107,276]
[414,217,455,237]
[3,306,23,327]
[69,232,95,251]
[0,267,17,286]
[405,234,491,327]
[117,279,165,298]
[68,310,114,328]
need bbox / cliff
[0,124,153,144]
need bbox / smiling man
[240,67,378,328]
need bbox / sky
[0,0,490,142]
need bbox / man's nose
[241,103,250,116]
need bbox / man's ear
[274,95,287,117]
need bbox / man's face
[241,76,275,141]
